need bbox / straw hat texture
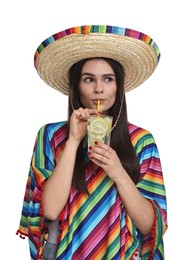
[34,25,160,95]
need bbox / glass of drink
[87,115,113,151]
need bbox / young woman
[17,25,167,260]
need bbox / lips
[92,98,105,104]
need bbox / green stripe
[29,216,41,227]
[135,134,154,154]
[20,215,28,227]
[104,234,120,259]
[137,179,166,195]
[98,25,107,33]
[37,43,45,54]
[36,125,45,168]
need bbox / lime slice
[90,117,108,138]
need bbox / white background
[1,0,184,259]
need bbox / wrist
[66,137,81,148]
[114,169,129,187]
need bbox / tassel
[57,210,65,245]
[16,230,26,239]
[148,200,158,259]
[36,181,46,260]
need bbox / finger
[74,108,100,121]
[90,146,109,159]
[83,108,90,119]
[73,109,81,117]
[74,108,86,120]
[89,152,110,165]
[87,109,101,116]
[90,143,112,157]
[78,108,99,120]
[79,108,86,119]
[94,141,113,153]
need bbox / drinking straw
[97,100,100,117]
[97,99,100,111]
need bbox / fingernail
[89,146,92,150]
[98,111,102,114]
[95,141,98,145]
[88,152,91,156]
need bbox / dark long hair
[68,58,140,194]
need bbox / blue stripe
[138,188,167,210]
[42,36,55,48]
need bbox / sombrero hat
[34,25,160,95]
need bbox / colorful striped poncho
[17,122,167,259]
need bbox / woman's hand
[88,141,126,183]
[69,108,100,143]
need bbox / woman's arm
[42,138,80,220]
[115,170,154,234]
[42,108,99,220]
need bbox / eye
[83,77,94,83]
[104,76,114,82]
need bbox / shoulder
[37,121,68,140]
[128,122,156,151]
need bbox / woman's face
[79,59,117,113]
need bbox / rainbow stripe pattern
[17,122,167,259]
[34,25,160,67]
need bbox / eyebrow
[81,72,115,77]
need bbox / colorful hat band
[34,25,160,67]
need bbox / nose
[93,81,104,94]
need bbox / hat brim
[34,25,160,95]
